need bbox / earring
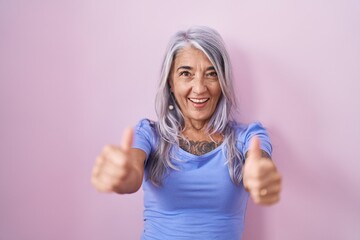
[169,105,174,110]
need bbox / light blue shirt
[133,119,272,240]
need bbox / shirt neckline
[176,141,226,160]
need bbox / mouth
[188,98,210,108]
[189,98,209,103]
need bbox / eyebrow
[176,66,216,71]
[176,66,192,71]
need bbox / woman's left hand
[243,137,282,205]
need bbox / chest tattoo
[179,138,223,156]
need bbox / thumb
[120,127,134,152]
[247,136,262,161]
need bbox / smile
[189,98,210,103]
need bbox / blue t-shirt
[133,119,272,240]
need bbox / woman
[91,26,282,240]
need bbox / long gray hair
[148,26,243,186]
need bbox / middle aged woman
[91,26,282,240]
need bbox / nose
[192,75,207,94]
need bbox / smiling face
[169,46,222,129]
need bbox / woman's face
[169,46,222,128]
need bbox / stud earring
[169,105,174,110]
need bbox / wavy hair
[148,26,243,186]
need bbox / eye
[179,71,192,77]
[206,71,218,78]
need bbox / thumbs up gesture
[243,137,282,205]
[91,128,145,194]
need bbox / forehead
[173,46,212,66]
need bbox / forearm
[113,160,144,194]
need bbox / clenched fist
[91,128,145,194]
[243,136,282,205]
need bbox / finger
[92,177,113,193]
[101,158,127,179]
[247,136,262,161]
[252,192,280,205]
[91,168,112,193]
[245,158,275,181]
[92,156,103,177]
[262,195,280,205]
[263,182,282,196]
[251,181,282,198]
[245,169,281,193]
[121,127,134,152]
[101,145,116,158]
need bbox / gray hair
[148,26,243,186]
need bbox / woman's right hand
[91,128,145,194]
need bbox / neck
[184,119,208,132]
[182,119,223,143]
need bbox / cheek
[173,83,190,97]
[172,88,187,104]
[211,84,222,98]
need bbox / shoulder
[135,118,157,131]
[229,121,272,155]
[134,118,159,142]
[229,121,266,133]
[229,121,268,138]
[133,119,159,157]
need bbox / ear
[168,78,174,93]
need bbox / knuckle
[248,167,261,178]
[252,181,262,190]
[102,145,118,155]
[114,156,127,166]
[102,145,112,153]
[91,166,98,176]
[114,156,131,170]
[91,176,98,186]
[100,176,115,189]
[93,158,102,172]
[96,156,104,165]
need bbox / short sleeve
[133,119,157,161]
[241,122,272,157]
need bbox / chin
[188,114,213,122]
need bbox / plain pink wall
[1,1,359,239]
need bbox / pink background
[1,1,359,239]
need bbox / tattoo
[179,139,222,156]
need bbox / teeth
[190,98,208,103]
